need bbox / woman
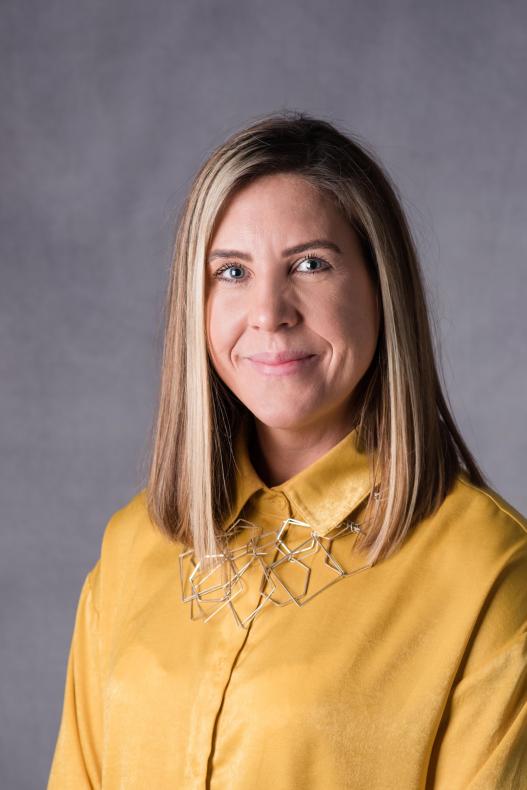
[48,112,527,789]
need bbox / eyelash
[212,253,331,284]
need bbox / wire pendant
[178,516,374,629]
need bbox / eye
[294,254,330,274]
[212,253,331,284]
[213,263,247,283]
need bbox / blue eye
[214,264,246,283]
[213,253,330,284]
[295,255,330,274]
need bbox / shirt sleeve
[430,629,527,789]
[47,562,103,790]
[428,536,527,790]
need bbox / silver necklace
[178,514,374,629]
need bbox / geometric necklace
[178,514,374,629]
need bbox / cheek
[321,283,379,360]
[206,293,240,364]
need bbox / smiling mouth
[247,351,315,364]
[245,354,317,376]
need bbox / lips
[247,351,314,365]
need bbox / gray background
[1,0,526,787]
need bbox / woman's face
[205,172,380,433]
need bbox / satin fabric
[48,423,527,788]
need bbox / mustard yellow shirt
[48,423,527,789]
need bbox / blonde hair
[144,110,487,568]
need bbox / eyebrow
[207,238,342,263]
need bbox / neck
[249,410,358,487]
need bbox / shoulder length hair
[144,110,487,568]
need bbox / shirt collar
[223,417,373,536]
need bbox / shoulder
[426,473,527,599]
[403,473,527,632]
[456,473,526,534]
[427,472,527,563]
[425,474,527,667]
[90,487,170,616]
[99,487,151,557]
[98,486,176,570]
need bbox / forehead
[209,173,343,243]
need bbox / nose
[247,276,299,331]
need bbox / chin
[249,405,318,431]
